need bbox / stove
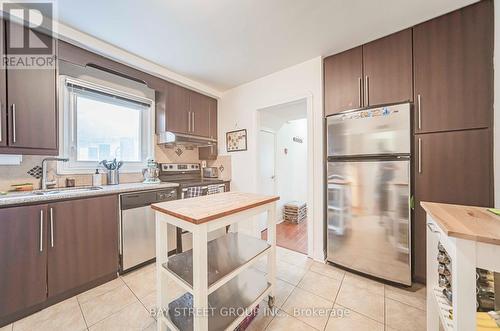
[159,163,225,188]
[158,162,228,253]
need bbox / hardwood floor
[262,220,308,254]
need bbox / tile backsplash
[0,145,231,192]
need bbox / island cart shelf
[423,202,500,331]
[152,192,279,331]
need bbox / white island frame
[423,202,500,331]
[153,192,278,331]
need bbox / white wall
[275,119,308,217]
[218,57,324,260]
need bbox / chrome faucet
[41,157,69,190]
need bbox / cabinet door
[47,196,118,297]
[189,92,211,137]
[363,29,413,107]
[413,0,493,133]
[165,82,190,134]
[198,98,218,159]
[413,129,492,281]
[324,46,363,116]
[5,23,57,151]
[0,205,47,319]
[0,19,6,147]
[208,98,217,140]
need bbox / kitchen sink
[31,186,104,196]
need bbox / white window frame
[58,76,154,174]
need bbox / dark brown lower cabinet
[0,205,48,319]
[413,129,493,282]
[0,195,119,326]
[48,195,119,297]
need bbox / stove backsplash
[0,145,231,192]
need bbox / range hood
[157,131,217,147]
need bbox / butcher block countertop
[151,191,280,224]
[421,202,500,245]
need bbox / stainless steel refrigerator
[326,103,411,285]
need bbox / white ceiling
[56,0,478,92]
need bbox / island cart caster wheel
[268,295,276,309]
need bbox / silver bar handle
[358,77,362,107]
[192,112,195,132]
[417,94,422,130]
[188,111,191,132]
[50,208,54,248]
[11,104,16,143]
[39,210,44,252]
[418,138,422,174]
[364,76,369,106]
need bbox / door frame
[257,129,277,231]
[256,95,314,258]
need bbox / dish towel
[185,186,203,198]
[207,185,221,195]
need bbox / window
[60,77,153,174]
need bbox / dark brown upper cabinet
[198,98,218,160]
[157,81,217,139]
[324,29,412,116]
[47,196,118,298]
[189,91,211,137]
[0,20,57,155]
[0,205,48,321]
[164,82,190,134]
[324,46,363,116]
[363,29,413,107]
[208,98,217,140]
[413,0,493,133]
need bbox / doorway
[258,99,308,254]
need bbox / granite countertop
[0,182,179,207]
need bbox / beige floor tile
[121,265,156,299]
[265,310,317,331]
[277,247,313,269]
[386,298,426,331]
[385,283,426,311]
[245,301,275,331]
[89,301,155,331]
[342,272,384,296]
[309,262,345,281]
[282,287,332,330]
[325,305,384,331]
[80,284,138,326]
[264,278,294,308]
[13,297,86,331]
[276,260,308,286]
[336,282,384,323]
[77,278,125,304]
[298,270,342,301]
[139,279,185,314]
[0,324,12,331]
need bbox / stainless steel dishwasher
[119,188,177,273]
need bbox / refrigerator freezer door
[327,103,411,158]
[326,159,411,285]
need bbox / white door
[258,130,276,231]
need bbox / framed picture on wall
[226,129,247,152]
